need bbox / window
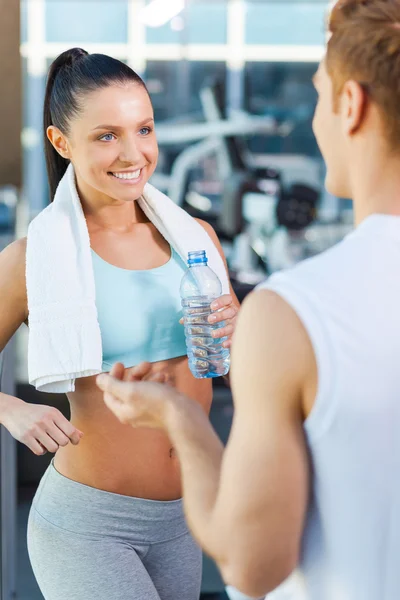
[145,0,227,45]
[146,61,182,122]
[146,60,226,121]
[186,1,227,45]
[245,61,319,156]
[45,0,129,44]
[245,1,327,46]
[21,0,28,44]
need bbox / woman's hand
[180,294,239,350]
[2,396,83,456]
[208,294,239,349]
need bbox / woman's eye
[139,127,152,136]
[99,133,115,142]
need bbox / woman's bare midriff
[54,356,212,500]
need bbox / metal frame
[20,0,325,77]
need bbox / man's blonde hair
[326,0,400,148]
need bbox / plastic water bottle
[180,250,230,379]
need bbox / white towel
[26,164,230,393]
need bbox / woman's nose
[119,138,142,164]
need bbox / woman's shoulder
[0,237,27,291]
[0,237,28,328]
[194,217,217,240]
[194,218,224,255]
[0,237,27,266]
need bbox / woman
[0,48,239,600]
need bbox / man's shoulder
[262,236,352,292]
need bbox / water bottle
[180,250,230,379]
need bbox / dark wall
[0,0,22,187]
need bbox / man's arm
[166,290,314,596]
[97,289,316,597]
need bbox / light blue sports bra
[91,247,188,372]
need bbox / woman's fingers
[45,422,72,448]
[28,439,48,456]
[210,294,233,311]
[53,412,83,445]
[35,430,60,454]
[212,323,234,339]
[208,306,238,324]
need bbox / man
[97,1,400,598]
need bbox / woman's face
[50,83,159,204]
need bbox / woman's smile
[108,168,144,185]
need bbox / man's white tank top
[259,214,400,600]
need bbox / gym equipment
[165,78,321,288]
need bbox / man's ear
[340,80,368,137]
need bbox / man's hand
[119,362,173,385]
[97,362,181,429]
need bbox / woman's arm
[0,239,83,454]
[0,238,28,351]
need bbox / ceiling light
[140,0,185,28]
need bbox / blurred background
[0,1,351,599]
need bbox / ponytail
[43,49,87,200]
[43,48,148,201]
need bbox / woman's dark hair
[43,48,148,200]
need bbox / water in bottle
[180,250,230,378]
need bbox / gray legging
[27,461,202,600]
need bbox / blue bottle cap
[188,250,208,266]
